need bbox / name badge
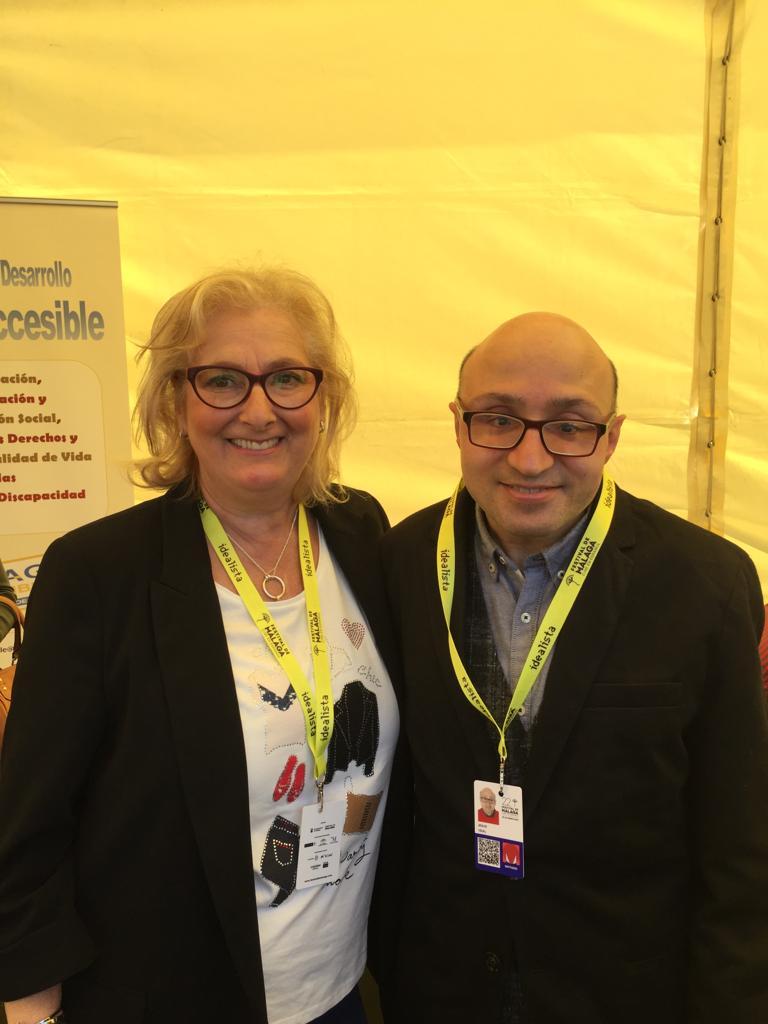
[296,799,345,889]
[473,779,524,878]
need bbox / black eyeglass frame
[457,402,612,457]
[184,365,324,410]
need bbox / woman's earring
[319,420,325,434]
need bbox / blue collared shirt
[473,505,588,729]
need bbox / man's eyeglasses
[184,365,323,411]
[456,401,612,457]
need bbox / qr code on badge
[477,836,500,868]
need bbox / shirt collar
[475,503,589,582]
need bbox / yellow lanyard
[200,500,333,801]
[437,474,616,785]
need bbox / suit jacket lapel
[523,489,635,822]
[425,488,499,775]
[150,490,267,1017]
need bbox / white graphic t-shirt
[216,528,398,1024]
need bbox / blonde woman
[0,268,398,1024]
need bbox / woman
[0,268,398,1024]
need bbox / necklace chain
[230,507,298,600]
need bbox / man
[379,313,768,1024]
[478,786,499,824]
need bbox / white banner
[0,198,133,654]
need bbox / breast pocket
[584,680,683,709]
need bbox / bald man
[375,314,768,1024]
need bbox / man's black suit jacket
[0,484,395,1023]
[378,484,768,1024]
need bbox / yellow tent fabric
[1,0,766,593]
[724,1,768,588]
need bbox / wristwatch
[36,1011,66,1024]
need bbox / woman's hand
[4,984,62,1024]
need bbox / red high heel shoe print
[273,755,306,803]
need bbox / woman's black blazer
[0,484,395,1023]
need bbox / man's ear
[604,413,625,462]
[449,400,461,447]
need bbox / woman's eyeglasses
[184,365,323,410]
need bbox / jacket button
[484,951,502,973]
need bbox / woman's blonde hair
[133,266,357,505]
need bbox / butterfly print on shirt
[258,682,298,712]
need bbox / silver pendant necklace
[231,507,298,600]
